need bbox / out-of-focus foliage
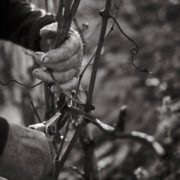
[0,0,180,179]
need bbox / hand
[33,22,83,92]
[0,123,55,180]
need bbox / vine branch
[85,0,112,111]
[68,105,165,157]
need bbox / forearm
[0,0,55,51]
[0,118,55,180]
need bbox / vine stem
[54,1,112,179]
[44,0,80,120]
[68,105,165,157]
[54,120,86,179]
[85,0,112,111]
[80,1,112,179]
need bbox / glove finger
[22,49,44,65]
[41,31,82,64]
[33,52,45,65]
[51,77,78,92]
[42,52,82,71]
[40,22,57,39]
[33,68,78,83]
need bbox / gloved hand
[33,22,83,92]
[0,122,55,180]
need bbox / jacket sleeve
[0,0,56,50]
[0,117,9,156]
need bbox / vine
[0,1,169,180]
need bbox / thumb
[40,22,57,39]
[33,52,45,65]
[23,49,45,65]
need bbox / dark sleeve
[0,117,9,156]
[0,0,56,51]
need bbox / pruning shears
[29,111,62,140]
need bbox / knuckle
[71,78,78,89]
[71,55,78,67]
[72,68,79,75]
[71,34,80,50]
[73,40,80,52]
[75,59,82,69]
[54,73,63,82]
[72,77,78,85]
[78,51,83,64]
[66,58,72,67]
[64,70,75,81]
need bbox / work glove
[33,22,83,92]
[0,122,55,180]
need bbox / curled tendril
[130,47,138,56]
[110,14,151,75]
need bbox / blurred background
[0,0,180,179]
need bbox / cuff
[28,14,56,51]
[0,117,9,156]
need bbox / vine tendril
[0,79,43,89]
[110,15,151,75]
